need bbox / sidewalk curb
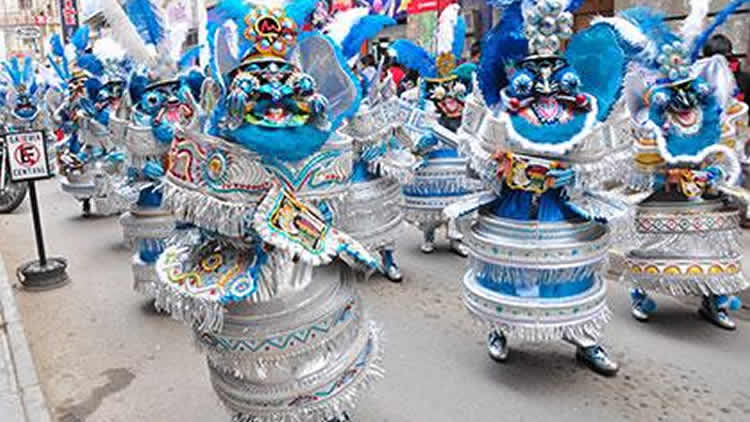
[0,255,52,422]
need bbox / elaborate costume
[452,0,644,375]
[0,56,52,213]
[47,28,130,216]
[100,0,385,420]
[390,4,482,256]
[101,0,205,297]
[617,1,750,329]
[322,7,420,281]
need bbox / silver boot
[487,330,509,363]
[421,229,436,254]
[699,295,737,331]
[380,250,403,283]
[576,345,619,377]
[449,239,469,258]
[325,412,351,422]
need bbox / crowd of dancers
[1,0,748,421]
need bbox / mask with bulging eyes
[138,80,194,126]
[9,85,39,120]
[424,76,468,132]
[648,78,712,136]
[225,58,327,129]
[506,56,589,125]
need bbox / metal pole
[27,180,48,266]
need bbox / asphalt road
[1,179,749,422]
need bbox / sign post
[3,131,69,290]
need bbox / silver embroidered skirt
[462,211,611,342]
[339,176,403,251]
[622,197,749,296]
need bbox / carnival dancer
[100,0,205,297]
[47,27,129,216]
[390,4,482,256]
[450,0,646,376]
[0,56,53,213]
[322,7,421,281]
[101,0,386,420]
[618,1,750,330]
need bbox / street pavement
[1,179,750,422]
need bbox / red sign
[407,0,439,14]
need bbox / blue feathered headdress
[390,4,467,79]
[323,7,396,59]
[1,56,38,96]
[47,26,105,86]
[620,0,749,83]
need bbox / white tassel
[195,0,209,67]
[436,4,461,56]
[100,0,158,67]
[323,7,370,46]
[681,0,711,47]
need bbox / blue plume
[478,0,527,107]
[2,59,21,86]
[214,0,252,60]
[85,77,103,100]
[50,34,65,57]
[390,40,436,78]
[691,0,749,61]
[22,57,32,84]
[452,15,467,59]
[285,0,318,27]
[77,54,105,77]
[47,54,69,83]
[125,0,166,47]
[342,15,396,59]
[620,7,679,67]
[71,26,90,53]
[178,46,202,69]
[566,22,628,121]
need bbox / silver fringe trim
[622,272,750,297]
[481,306,612,344]
[152,250,227,334]
[132,256,158,299]
[164,181,259,239]
[221,322,385,422]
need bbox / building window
[19,0,33,10]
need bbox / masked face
[138,80,193,125]
[95,80,125,113]
[507,56,588,125]
[227,59,324,128]
[424,76,468,131]
[68,76,88,103]
[649,78,711,136]
[13,89,38,120]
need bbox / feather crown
[621,0,749,84]
[390,4,467,80]
[47,26,105,87]
[1,56,39,96]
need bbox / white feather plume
[162,22,191,64]
[93,37,126,61]
[436,4,460,56]
[323,7,370,47]
[680,0,711,48]
[100,0,157,67]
